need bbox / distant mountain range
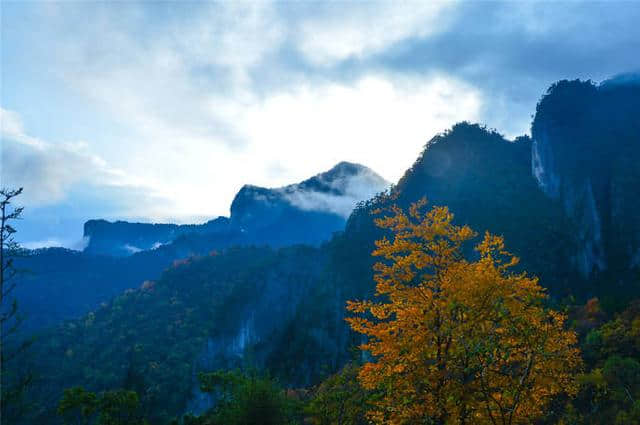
[83,161,389,256]
[15,162,388,330]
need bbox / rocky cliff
[532,78,640,280]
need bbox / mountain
[531,78,640,282]
[345,122,581,296]
[23,246,339,423]
[13,78,640,424]
[83,162,389,256]
[14,162,388,330]
[83,217,231,256]
[346,78,640,300]
[229,161,389,246]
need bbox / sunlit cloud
[240,75,481,185]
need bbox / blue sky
[2,0,639,248]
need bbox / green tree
[563,300,640,424]
[307,363,371,425]
[58,387,98,425]
[58,387,146,425]
[195,370,301,425]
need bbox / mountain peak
[231,162,389,226]
[325,161,372,177]
[295,162,388,195]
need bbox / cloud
[21,238,67,250]
[292,1,456,65]
[240,74,482,184]
[281,165,390,218]
[21,235,89,251]
[0,107,184,225]
[1,107,125,205]
[123,244,142,254]
[368,1,640,136]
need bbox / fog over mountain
[275,162,389,218]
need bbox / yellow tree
[346,199,581,425]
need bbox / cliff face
[531,79,640,279]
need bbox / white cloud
[101,73,480,222]
[1,106,187,226]
[281,165,390,218]
[21,238,67,250]
[123,244,142,254]
[1,107,125,205]
[21,235,89,251]
[240,74,482,185]
[294,1,457,65]
[172,2,285,84]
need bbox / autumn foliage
[346,199,581,425]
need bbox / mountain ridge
[83,162,388,256]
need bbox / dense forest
[3,78,640,424]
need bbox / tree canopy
[347,199,582,425]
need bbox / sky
[2,0,640,249]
